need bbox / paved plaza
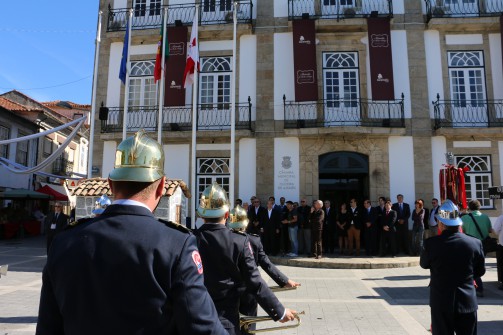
[1,236,502,335]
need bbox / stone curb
[269,256,420,269]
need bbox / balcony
[425,0,503,21]
[52,157,74,175]
[432,96,503,129]
[288,0,393,20]
[101,99,253,133]
[107,1,253,32]
[283,94,404,129]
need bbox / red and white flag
[183,13,199,88]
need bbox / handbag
[468,213,497,254]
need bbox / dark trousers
[324,225,336,253]
[239,291,257,334]
[364,225,378,255]
[395,222,409,254]
[380,230,397,256]
[261,228,277,255]
[497,244,503,283]
[431,308,477,335]
[312,229,322,257]
[280,225,290,254]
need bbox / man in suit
[310,200,325,259]
[260,199,282,255]
[376,196,387,252]
[428,198,440,238]
[347,198,363,256]
[379,200,397,257]
[36,130,227,335]
[323,200,337,254]
[228,205,300,329]
[297,198,312,256]
[44,202,68,253]
[420,200,485,335]
[362,199,378,256]
[195,183,297,335]
[392,194,411,255]
[247,197,266,235]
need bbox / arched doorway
[318,152,369,207]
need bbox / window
[128,61,157,107]
[199,57,232,110]
[0,126,9,159]
[43,137,53,157]
[448,51,487,127]
[456,155,493,208]
[15,132,29,166]
[323,52,360,125]
[203,0,232,12]
[197,158,230,205]
[134,0,161,17]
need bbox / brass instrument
[240,311,305,334]
[269,285,298,293]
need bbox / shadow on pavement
[0,316,38,324]
[362,275,430,281]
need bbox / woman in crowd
[411,199,426,256]
[336,202,350,255]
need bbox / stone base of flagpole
[269,255,419,269]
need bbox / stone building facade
[91,0,503,224]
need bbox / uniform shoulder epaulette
[66,217,92,229]
[249,233,260,238]
[158,219,192,234]
[232,229,247,236]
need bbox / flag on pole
[119,18,130,84]
[154,23,169,83]
[183,13,199,88]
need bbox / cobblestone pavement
[1,236,502,335]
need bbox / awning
[0,188,51,199]
[37,184,69,201]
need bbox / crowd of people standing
[240,194,446,259]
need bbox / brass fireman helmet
[197,182,230,219]
[229,205,249,230]
[435,199,463,226]
[108,129,165,182]
[92,195,112,215]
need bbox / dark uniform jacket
[36,205,226,335]
[310,209,325,230]
[248,234,288,286]
[195,224,284,331]
[361,206,378,228]
[247,205,266,235]
[381,209,398,231]
[348,206,363,230]
[420,230,485,313]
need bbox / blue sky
[0,1,99,104]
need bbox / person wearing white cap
[420,199,485,335]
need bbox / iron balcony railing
[288,0,393,20]
[283,94,404,129]
[52,157,74,175]
[102,99,253,133]
[432,95,503,129]
[107,1,253,32]
[425,0,503,21]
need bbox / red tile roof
[0,97,33,112]
[70,178,191,198]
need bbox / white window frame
[128,61,157,108]
[199,56,232,109]
[322,52,360,125]
[134,0,161,17]
[0,125,9,159]
[15,131,29,166]
[455,155,493,209]
[197,158,230,204]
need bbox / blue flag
[119,19,130,84]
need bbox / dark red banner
[292,19,318,102]
[367,18,395,100]
[164,26,188,106]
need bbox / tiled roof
[70,178,191,198]
[43,101,91,110]
[0,97,32,112]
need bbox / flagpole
[190,4,199,228]
[88,10,102,178]
[122,9,133,141]
[229,2,237,207]
[157,7,168,144]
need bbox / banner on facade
[367,18,395,100]
[164,26,188,106]
[292,19,318,102]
